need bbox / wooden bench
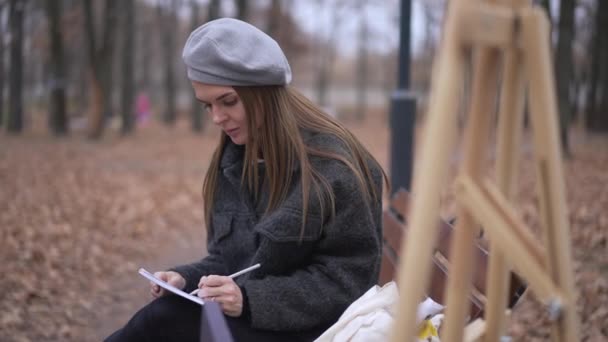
[379,188,526,320]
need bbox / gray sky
[290,0,428,57]
[188,0,429,57]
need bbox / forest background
[1,0,607,341]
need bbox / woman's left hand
[197,275,243,317]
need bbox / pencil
[189,263,261,296]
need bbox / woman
[106,18,388,342]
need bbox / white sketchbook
[138,268,205,306]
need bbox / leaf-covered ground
[0,118,606,341]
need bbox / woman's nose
[210,108,227,125]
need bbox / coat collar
[219,141,245,187]
[220,140,245,170]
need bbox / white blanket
[314,282,444,342]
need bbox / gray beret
[182,18,292,86]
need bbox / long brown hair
[202,85,389,238]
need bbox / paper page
[138,268,205,306]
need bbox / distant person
[135,91,151,126]
[105,18,388,342]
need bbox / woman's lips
[226,128,239,136]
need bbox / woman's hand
[150,271,186,298]
[197,275,243,317]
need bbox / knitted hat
[182,18,292,86]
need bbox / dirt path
[1,122,216,341]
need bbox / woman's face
[191,81,248,145]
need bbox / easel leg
[484,45,526,341]
[442,47,501,342]
[389,3,468,341]
[521,8,579,342]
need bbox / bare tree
[235,0,248,21]
[315,0,346,109]
[598,0,608,132]
[355,2,368,121]
[585,0,600,129]
[45,0,68,135]
[420,0,444,57]
[83,0,120,139]
[157,0,178,125]
[0,2,5,127]
[190,0,220,132]
[571,0,594,125]
[120,0,135,134]
[7,0,25,133]
[554,0,575,157]
[61,0,89,126]
[266,0,281,36]
[265,0,308,66]
[586,0,608,131]
[136,1,152,90]
[189,0,201,132]
[208,0,220,20]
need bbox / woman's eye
[223,98,238,106]
[203,104,212,112]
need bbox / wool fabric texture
[183,18,292,86]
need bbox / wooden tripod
[390,0,579,341]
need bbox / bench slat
[379,244,397,286]
[383,211,404,252]
[428,259,449,303]
[381,188,525,321]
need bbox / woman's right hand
[150,271,186,298]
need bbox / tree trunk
[88,69,104,136]
[316,1,341,110]
[599,2,608,132]
[83,0,102,138]
[190,0,202,132]
[83,0,119,139]
[73,25,89,124]
[555,0,575,156]
[208,0,220,20]
[137,0,151,89]
[158,0,177,125]
[586,0,608,132]
[235,0,248,21]
[99,0,119,121]
[7,0,25,133]
[120,0,135,134]
[0,3,5,127]
[189,0,220,133]
[585,2,600,129]
[207,0,221,21]
[266,0,281,37]
[355,6,368,122]
[316,65,329,108]
[45,0,68,136]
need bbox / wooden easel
[390,0,579,341]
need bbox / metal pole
[389,0,416,194]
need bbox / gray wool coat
[171,132,383,336]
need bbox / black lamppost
[389,0,416,194]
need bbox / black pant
[104,295,319,342]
